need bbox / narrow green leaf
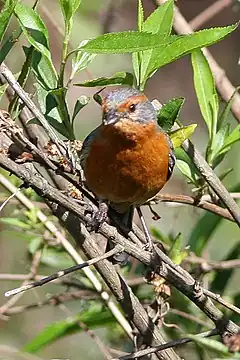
[211,242,240,293]
[24,307,114,353]
[72,95,90,123]
[170,124,197,148]
[40,248,75,268]
[219,124,240,153]
[70,39,97,81]
[209,123,230,163]
[28,237,42,255]
[0,0,18,43]
[0,29,22,65]
[168,233,188,265]
[74,72,134,88]
[15,2,52,61]
[0,217,31,229]
[0,83,8,101]
[80,31,169,53]
[143,0,173,36]
[218,86,240,130]
[175,148,199,185]
[23,47,58,90]
[157,97,185,131]
[59,0,81,24]
[191,50,217,140]
[147,24,237,76]
[188,335,231,356]
[137,0,144,32]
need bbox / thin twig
[154,0,240,123]
[169,309,211,328]
[190,0,233,30]
[112,329,218,360]
[203,289,240,316]
[5,245,124,297]
[147,193,234,222]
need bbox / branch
[147,193,234,222]
[190,0,233,30]
[154,0,240,123]
[112,329,218,360]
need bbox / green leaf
[218,124,240,154]
[59,0,81,24]
[70,39,97,82]
[0,217,32,229]
[28,237,42,255]
[209,123,230,164]
[40,248,75,268]
[0,0,18,43]
[170,124,197,148]
[191,50,218,140]
[211,242,240,293]
[14,2,52,61]
[188,335,233,356]
[0,83,8,101]
[139,0,174,85]
[151,227,172,246]
[80,31,169,53]
[24,306,114,353]
[72,95,90,123]
[146,24,237,76]
[157,97,185,131]
[34,84,68,137]
[23,47,58,90]
[218,86,240,130]
[74,72,134,88]
[168,233,188,265]
[175,148,199,185]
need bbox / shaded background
[0,0,239,359]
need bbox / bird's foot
[85,201,109,231]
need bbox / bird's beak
[102,109,119,125]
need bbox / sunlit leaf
[168,233,188,265]
[74,72,134,88]
[59,0,81,24]
[0,0,18,44]
[70,39,97,81]
[72,95,90,123]
[0,83,8,101]
[218,124,240,153]
[0,217,32,229]
[218,86,240,130]
[170,124,197,148]
[175,148,199,185]
[188,335,233,356]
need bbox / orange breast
[84,121,170,208]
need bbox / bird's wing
[80,125,102,171]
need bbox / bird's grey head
[101,87,157,126]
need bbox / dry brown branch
[154,0,240,123]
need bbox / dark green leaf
[191,50,218,140]
[15,2,52,61]
[74,72,134,88]
[24,306,114,353]
[218,86,240,130]
[157,97,185,131]
[175,148,199,185]
[81,31,169,53]
[146,24,237,76]
[211,242,240,293]
[0,0,18,43]
[23,47,57,90]
[72,95,90,123]
[170,124,197,149]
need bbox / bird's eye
[129,104,136,112]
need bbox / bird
[80,87,175,255]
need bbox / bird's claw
[85,201,109,232]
